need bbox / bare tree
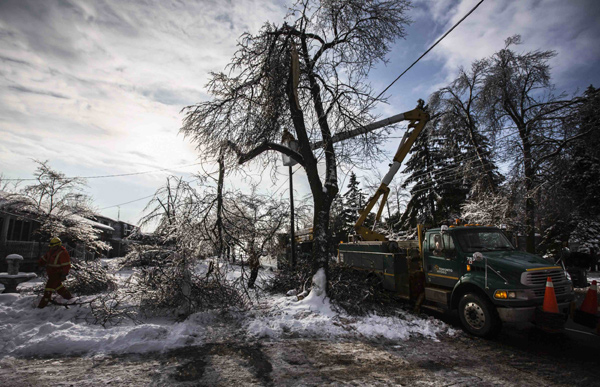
[138,175,232,260]
[223,190,288,288]
[21,160,108,255]
[430,59,502,197]
[181,0,412,280]
[139,176,197,243]
[481,36,587,252]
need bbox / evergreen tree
[431,59,503,198]
[341,172,362,235]
[400,121,440,228]
[329,193,347,248]
[563,86,600,218]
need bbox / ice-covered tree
[20,160,109,255]
[341,172,362,234]
[139,176,205,252]
[480,36,584,252]
[223,190,288,288]
[430,59,503,197]
[460,191,510,225]
[181,0,413,280]
[400,115,465,228]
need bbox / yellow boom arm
[354,103,430,241]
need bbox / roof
[76,216,115,232]
[0,191,42,216]
[0,192,115,231]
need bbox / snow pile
[0,266,456,359]
[0,293,222,358]
[245,268,457,341]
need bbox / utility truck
[338,101,574,337]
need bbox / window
[455,230,514,253]
[429,233,455,256]
[429,233,441,252]
[442,233,455,250]
[7,218,34,241]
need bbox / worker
[37,237,73,308]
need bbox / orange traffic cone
[543,277,559,313]
[579,280,598,315]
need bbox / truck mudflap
[497,301,572,323]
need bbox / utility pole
[289,165,296,268]
[282,129,298,268]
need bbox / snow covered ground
[587,271,600,284]
[0,259,457,360]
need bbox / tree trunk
[216,154,225,258]
[286,44,335,278]
[523,141,536,253]
[247,251,259,289]
[311,195,333,277]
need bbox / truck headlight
[494,290,517,299]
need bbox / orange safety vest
[39,246,71,276]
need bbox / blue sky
[1,0,599,226]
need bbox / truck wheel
[458,293,502,338]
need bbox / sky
[1,0,599,226]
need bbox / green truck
[335,101,574,337]
[339,224,574,337]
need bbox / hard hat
[49,237,62,247]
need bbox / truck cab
[422,225,574,336]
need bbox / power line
[98,194,157,211]
[1,161,203,182]
[382,126,522,185]
[372,0,486,105]
[98,177,202,211]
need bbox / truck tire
[458,293,502,338]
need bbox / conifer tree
[342,172,362,234]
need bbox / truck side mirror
[433,235,442,254]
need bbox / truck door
[424,232,460,287]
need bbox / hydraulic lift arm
[354,100,430,241]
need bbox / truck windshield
[455,230,514,253]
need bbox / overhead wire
[369,0,486,110]
[4,1,489,219]
[98,176,202,210]
[1,161,203,182]
[367,126,521,196]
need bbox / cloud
[8,85,69,99]
[418,0,600,91]
[0,0,287,223]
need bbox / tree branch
[226,140,304,166]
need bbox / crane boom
[353,100,429,241]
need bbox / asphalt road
[1,284,598,386]
[1,309,598,387]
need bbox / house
[91,215,137,258]
[0,191,135,271]
[0,191,44,272]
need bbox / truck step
[421,304,448,314]
[425,287,451,306]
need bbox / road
[1,316,598,386]
[1,279,598,386]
